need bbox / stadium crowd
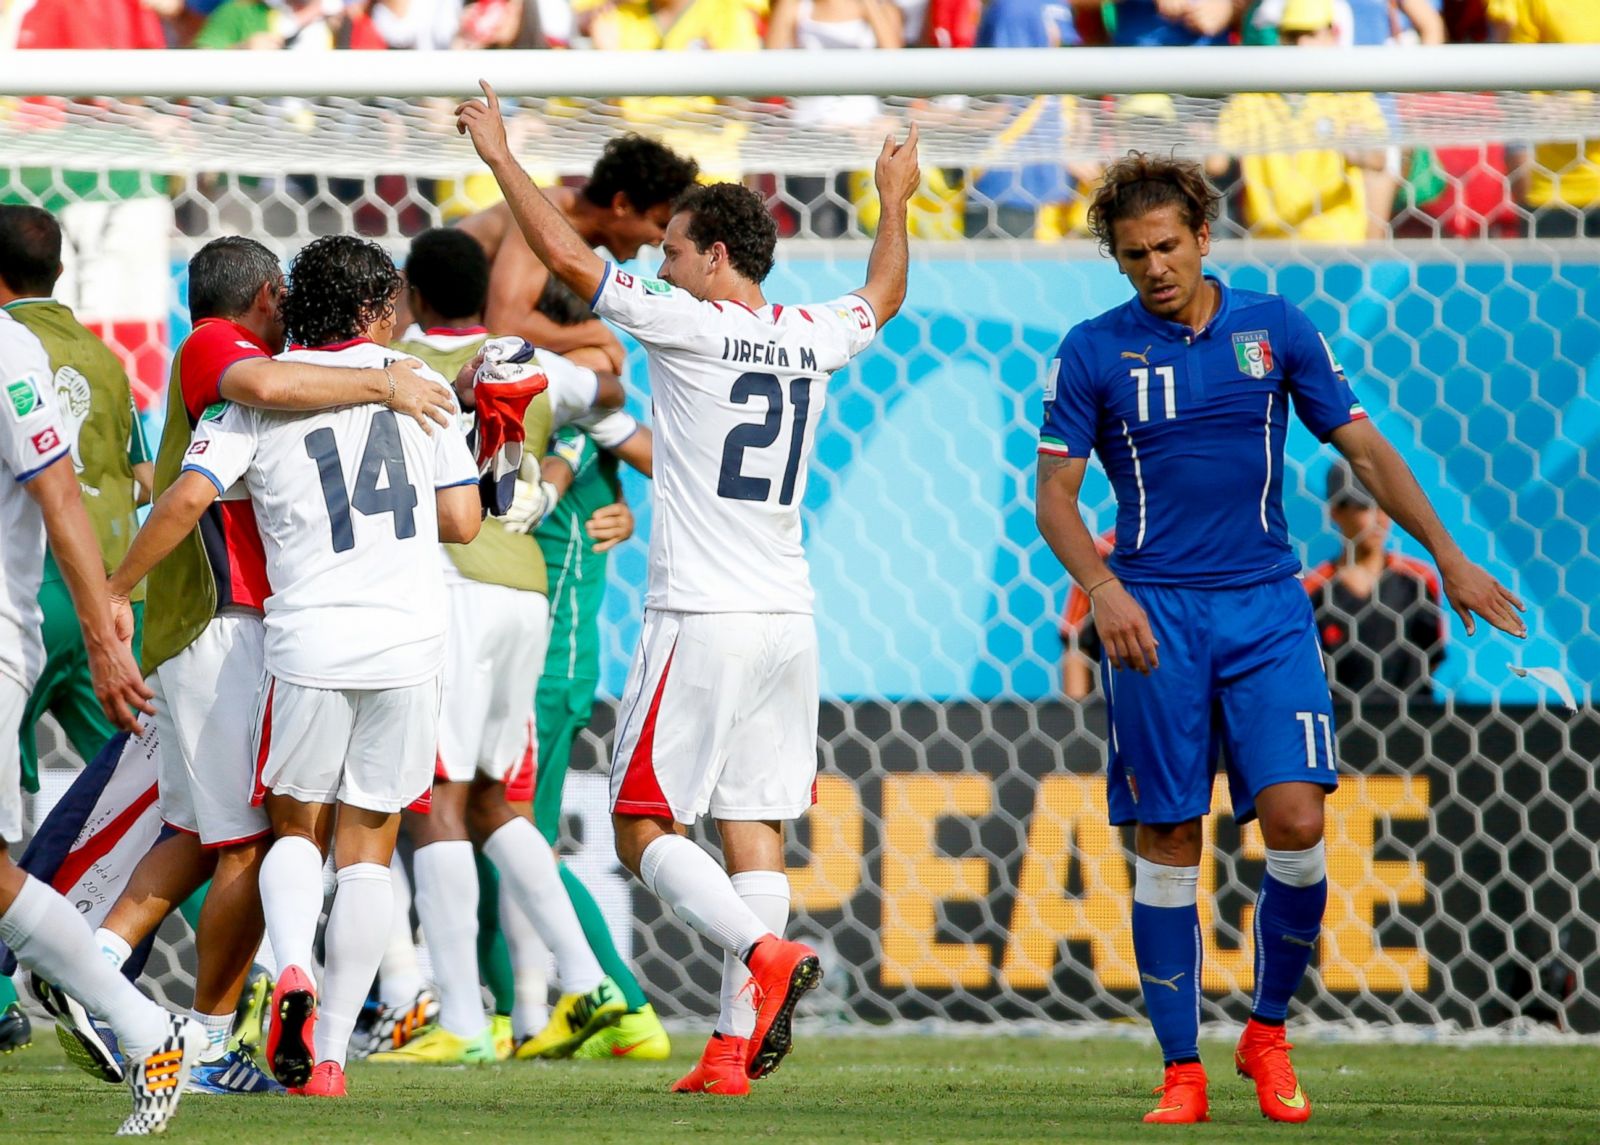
[0,0,1536,54]
[1,0,1595,241]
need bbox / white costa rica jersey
[182,340,478,689]
[0,312,72,690]
[591,262,878,613]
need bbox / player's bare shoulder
[455,202,512,260]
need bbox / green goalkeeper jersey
[392,328,553,597]
[537,427,623,683]
[5,299,146,601]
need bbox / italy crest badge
[1232,331,1273,379]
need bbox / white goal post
[3,47,1600,178]
[4,44,1599,97]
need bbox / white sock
[498,890,550,1040]
[1265,841,1328,888]
[638,835,771,959]
[189,1008,233,1063]
[258,835,325,975]
[412,840,485,1039]
[0,876,168,1059]
[716,870,791,1038]
[482,818,603,995]
[94,927,132,972]
[254,931,279,979]
[315,862,392,1068]
[377,853,423,1008]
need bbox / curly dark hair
[1087,152,1221,258]
[281,235,402,347]
[583,134,700,213]
[405,228,488,322]
[535,274,596,328]
[671,183,776,284]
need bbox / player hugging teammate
[1,87,910,1122]
[4,100,916,1120]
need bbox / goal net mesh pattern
[13,76,1599,1038]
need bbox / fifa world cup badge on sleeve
[1318,333,1345,373]
[1232,331,1273,379]
[7,375,41,419]
[1043,358,1059,402]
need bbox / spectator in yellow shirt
[1502,0,1600,237]
[576,0,766,180]
[1207,0,1389,242]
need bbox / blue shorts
[1103,576,1338,827]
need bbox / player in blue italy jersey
[1035,153,1526,1126]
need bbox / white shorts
[152,612,272,847]
[0,673,26,845]
[253,676,440,813]
[437,581,547,786]
[610,609,819,826]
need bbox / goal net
[10,46,1599,1039]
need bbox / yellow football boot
[572,1004,671,1061]
[512,977,625,1060]
[368,1024,495,1065]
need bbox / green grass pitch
[3,1034,1596,1143]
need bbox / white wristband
[574,409,639,449]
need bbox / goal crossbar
[4,44,1598,99]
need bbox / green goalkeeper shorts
[532,675,597,846]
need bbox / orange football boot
[290,1060,347,1098]
[1235,1019,1312,1123]
[265,964,317,1088]
[1144,1062,1210,1124]
[742,937,821,1080]
[671,1033,751,1096]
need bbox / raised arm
[481,235,626,369]
[456,83,606,304]
[1035,453,1159,675]
[853,125,920,327]
[1329,418,1525,638]
[27,458,154,730]
[221,357,454,433]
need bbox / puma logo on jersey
[1281,934,1317,949]
[1120,345,1153,366]
[1141,971,1187,992]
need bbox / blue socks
[1133,841,1327,1056]
[1251,842,1328,1023]
[1132,858,1202,1065]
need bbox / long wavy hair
[1087,152,1221,258]
[281,235,402,347]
